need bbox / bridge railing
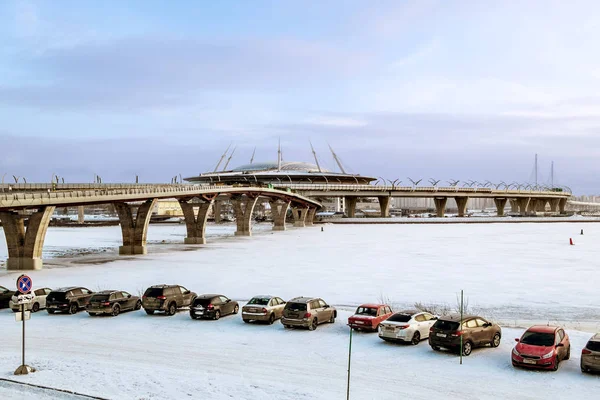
[271,184,571,195]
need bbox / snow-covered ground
[1,222,599,399]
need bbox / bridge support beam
[433,198,448,217]
[509,199,518,213]
[0,206,55,270]
[549,198,560,213]
[494,198,508,217]
[536,199,548,212]
[292,206,309,227]
[213,200,223,224]
[306,207,317,226]
[378,196,391,218]
[179,198,213,244]
[115,199,156,255]
[270,200,290,231]
[77,206,85,223]
[559,198,567,214]
[345,197,358,218]
[231,196,259,236]
[454,197,468,217]
[517,197,531,215]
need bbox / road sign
[15,311,31,322]
[17,294,35,304]
[17,275,32,294]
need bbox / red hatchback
[512,325,571,371]
[348,304,393,332]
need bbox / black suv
[142,284,197,316]
[86,290,142,317]
[190,294,239,320]
[46,287,94,314]
[0,286,13,309]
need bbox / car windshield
[90,295,110,302]
[387,313,412,322]
[285,302,307,312]
[248,297,270,305]
[433,320,460,331]
[144,288,164,297]
[587,341,600,352]
[356,307,378,316]
[520,332,555,346]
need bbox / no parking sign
[17,275,32,294]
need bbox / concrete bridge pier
[270,200,290,231]
[306,207,317,226]
[77,206,85,223]
[179,197,214,244]
[292,206,309,227]
[433,197,448,217]
[378,196,391,218]
[114,199,156,255]
[494,198,508,216]
[559,198,567,214]
[213,200,223,224]
[344,197,358,218]
[509,199,518,213]
[0,206,56,270]
[454,197,468,217]
[536,199,548,212]
[231,195,259,236]
[549,198,560,213]
[517,197,531,215]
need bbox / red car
[512,325,571,371]
[347,304,393,332]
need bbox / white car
[10,287,52,313]
[378,310,438,345]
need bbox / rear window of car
[433,320,460,331]
[48,292,67,301]
[586,341,600,352]
[356,307,378,316]
[248,297,270,305]
[90,295,110,302]
[193,298,213,306]
[520,332,555,346]
[144,288,164,297]
[285,302,307,312]
[388,313,412,322]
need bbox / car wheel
[111,305,120,317]
[233,305,239,315]
[243,319,251,323]
[552,358,559,371]
[308,318,318,331]
[214,310,221,320]
[31,303,40,313]
[268,314,275,325]
[47,309,55,314]
[329,313,335,324]
[167,303,177,316]
[190,314,198,320]
[411,331,421,345]
[564,346,571,360]
[134,300,142,310]
[491,333,501,348]
[432,345,441,351]
[283,324,291,329]
[462,341,473,356]
[145,309,154,315]
[69,303,78,315]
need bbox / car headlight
[512,348,520,356]
[541,350,554,359]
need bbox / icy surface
[0,222,599,399]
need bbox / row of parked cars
[1,284,598,372]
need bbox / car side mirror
[184,290,190,295]
[127,294,132,298]
[556,343,564,347]
[323,305,329,309]
[226,299,231,303]
[514,338,520,342]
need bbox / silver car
[281,297,337,331]
[10,287,52,313]
[581,333,600,373]
[242,295,286,324]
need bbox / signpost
[14,274,35,375]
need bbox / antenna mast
[213,143,231,172]
[223,146,236,171]
[551,160,554,188]
[250,147,256,164]
[534,153,538,187]
[277,138,282,172]
[310,141,322,173]
[328,143,347,174]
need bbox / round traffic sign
[17,275,32,294]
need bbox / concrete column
[179,198,213,244]
[77,206,85,223]
[306,207,317,226]
[269,200,290,231]
[494,198,508,217]
[345,197,358,218]
[292,206,309,227]
[433,197,448,217]
[527,198,538,213]
[559,198,568,214]
[378,196,391,218]
[231,196,259,236]
[509,199,518,213]
[114,199,156,255]
[213,200,222,224]
[0,206,56,270]
[549,198,560,213]
[517,197,531,215]
[454,197,468,217]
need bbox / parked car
[0,286,14,309]
[429,314,502,356]
[46,287,94,314]
[142,284,197,316]
[10,287,52,313]
[581,333,600,373]
[281,297,336,331]
[348,304,393,331]
[512,325,570,371]
[190,294,239,320]
[379,310,437,344]
[242,295,286,324]
[86,290,142,316]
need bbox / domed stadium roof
[231,161,329,173]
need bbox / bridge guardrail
[271,184,571,195]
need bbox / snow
[1,222,600,399]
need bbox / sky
[1,1,599,193]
